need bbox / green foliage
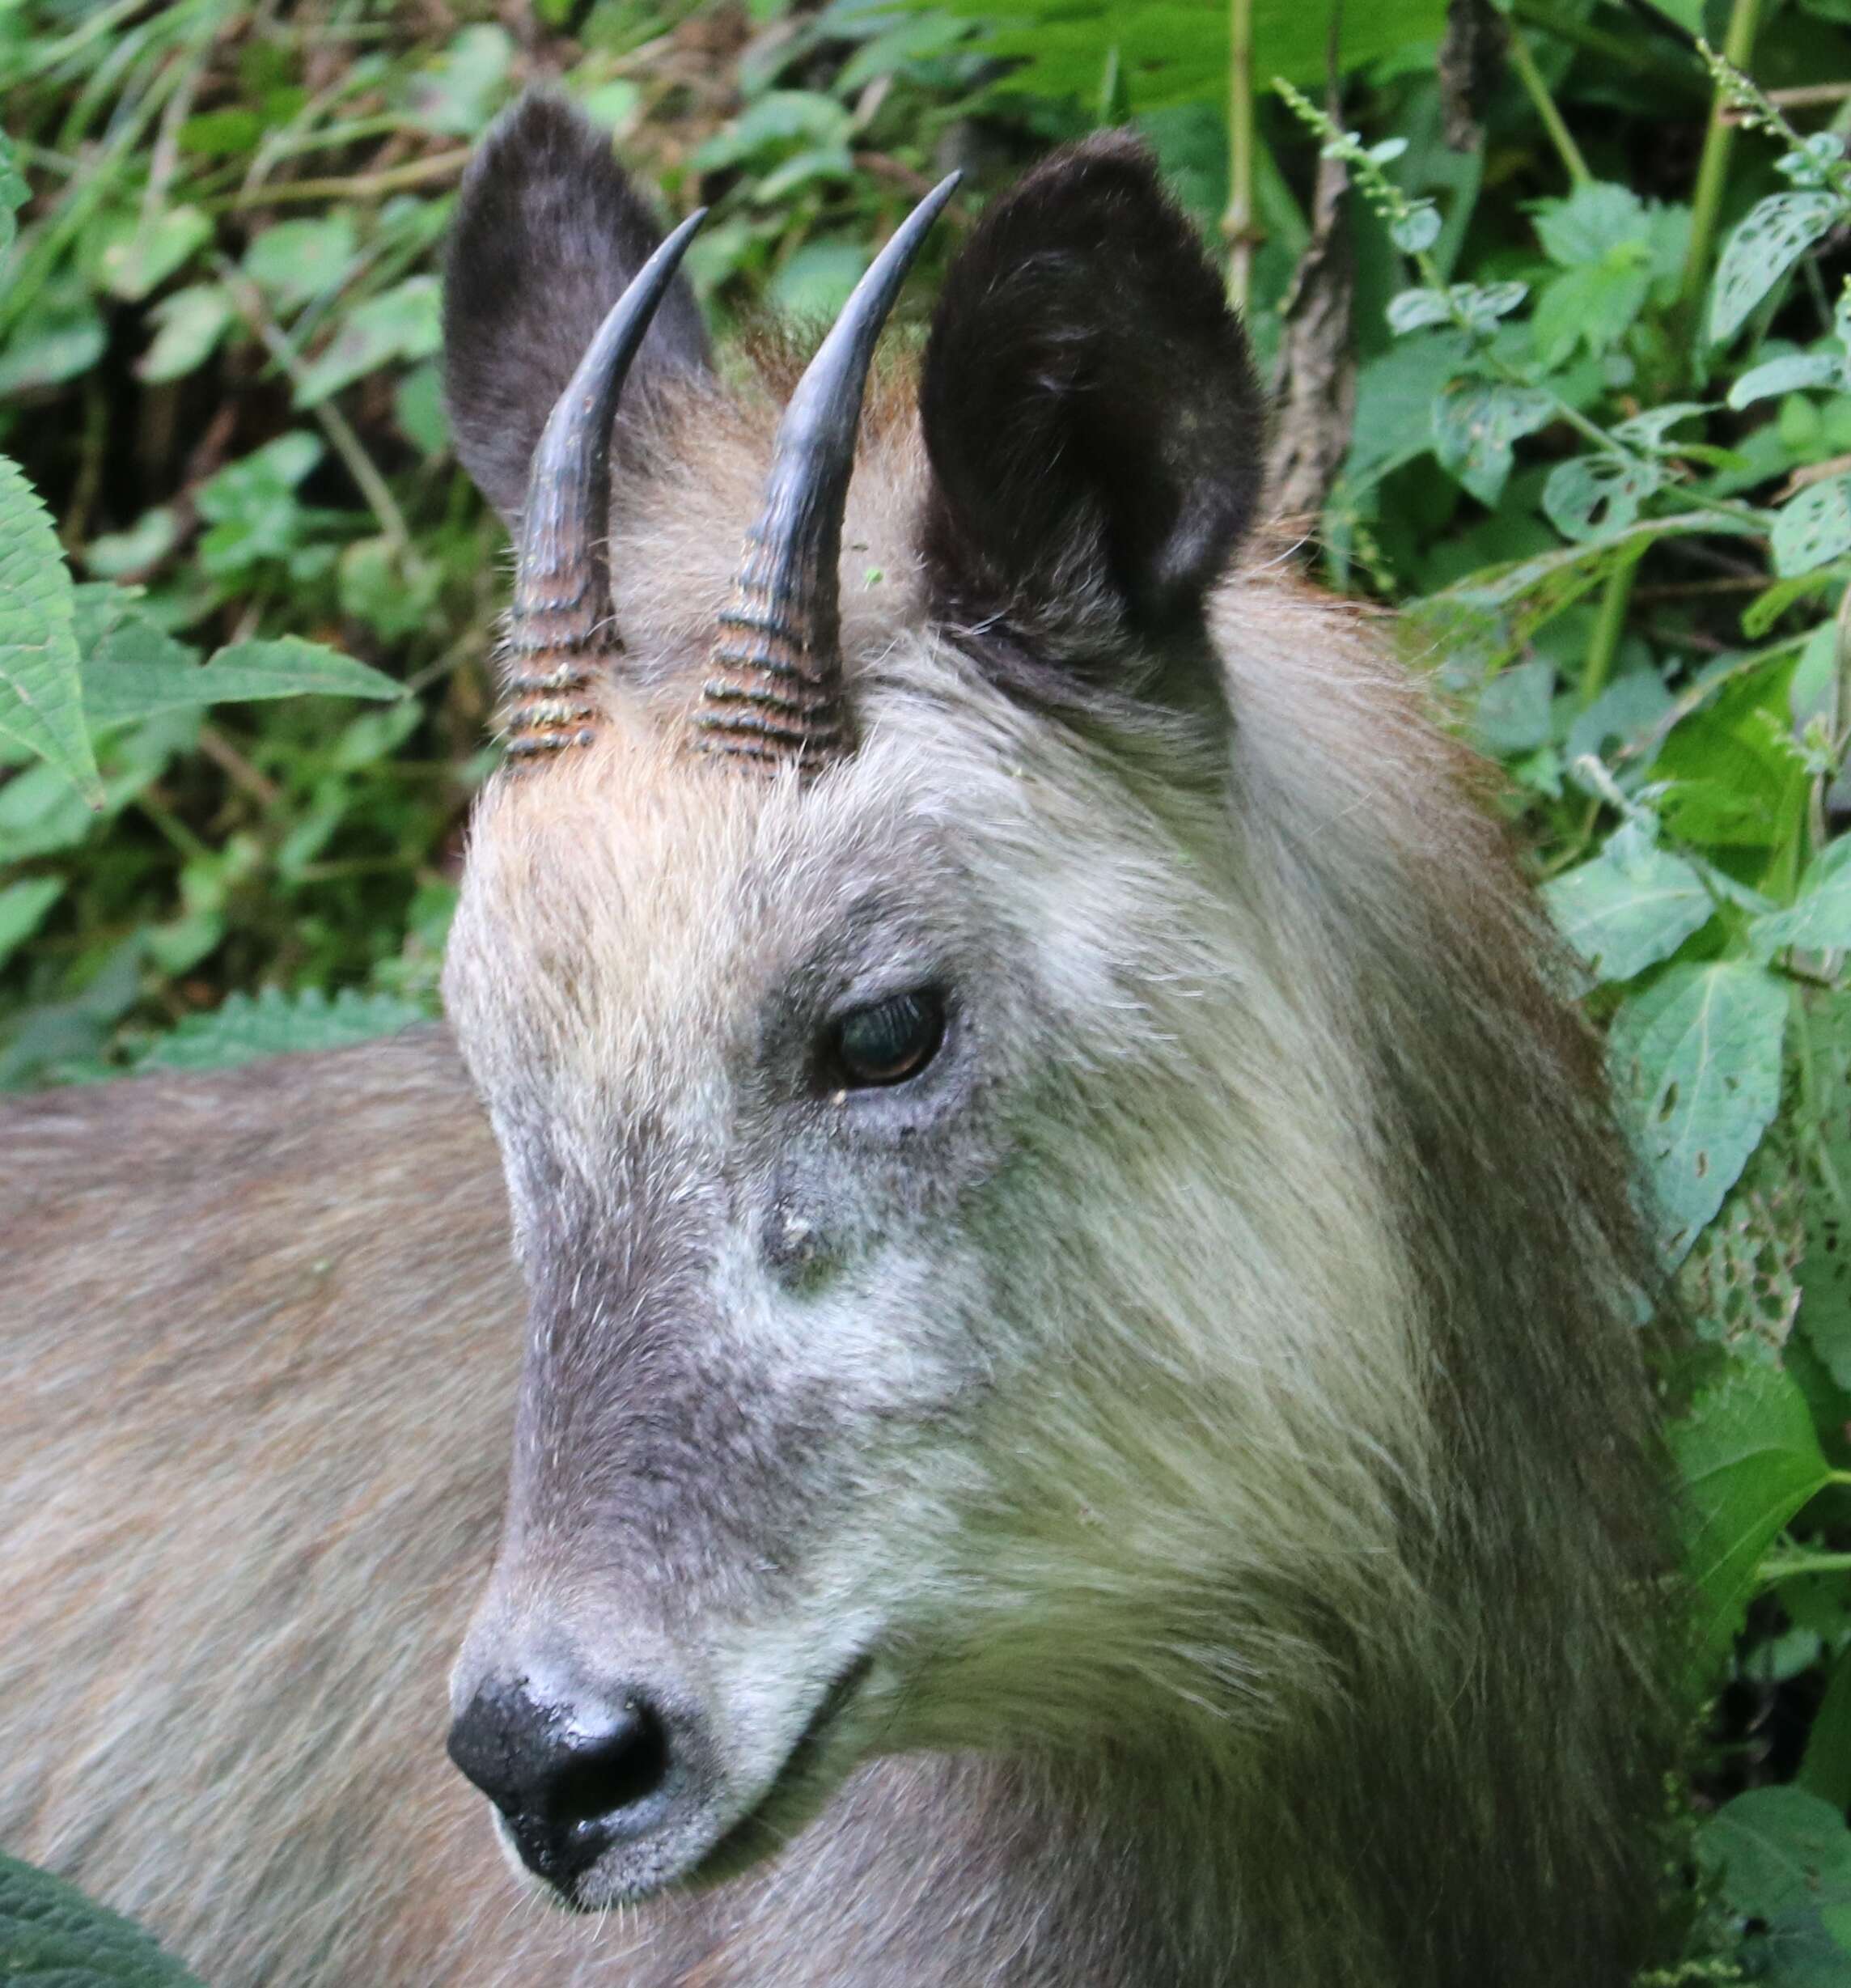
[0,1850,205,1985]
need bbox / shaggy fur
[0,102,1671,1987]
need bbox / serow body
[0,96,1674,1988]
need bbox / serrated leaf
[1730,351,1849,409]
[1774,476,1851,579]
[1752,837,1851,956]
[1710,191,1846,346]
[1532,249,1652,365]
[1671,1363,1829,1660]
[0,1850,205,1985]
[1542,825,1715,985]
[1699,1787,1851,1975]
[1611,962,1790,1266]
[1531,180,1651,267]
[0,452,101,801]
[1543,451,1663,542]
[83,618,404,728]
[1431,379,1554,507]
[136,987,428,1072]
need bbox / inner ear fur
[443,91,710,527]
[918,133,1264,663]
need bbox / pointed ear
[443,91,710,526]
[918,134,1264,669]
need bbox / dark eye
[828,990,946,1090]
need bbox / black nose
[447,1676,673,1890]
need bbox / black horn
[502,208,705,761]
[696,174,960,770]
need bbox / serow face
[437,93,1271,1910]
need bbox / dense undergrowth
[5,0,1851,1978]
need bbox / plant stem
[1581,543,1646,707]
[1507,25,1593,188]
[1222,0,1258,309]
[1678,0,1766,325]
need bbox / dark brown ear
[919,134,1263,669]
[443,91,709,526]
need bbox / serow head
[437,93,1325,1913]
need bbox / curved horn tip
[502,206,707,763]
[696,175,961,777]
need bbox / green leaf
[0,284,106,395]
[0,452,101,802]
[0,1850,205,1985]
[98,203,211,303]
[136,283,234,384]
[769,241,872,320]
[1710,191,1846,347]
[1542,822,1714,986]
[0,876,62,971]
[1700,1787,1851,1975]
[242,213,358,310]
[1672,1363,1830,1661]
[1531,180,1652,266]
[1730,351,1849,409]
[1542,451,1663,542]
[1431,379,1554,507]
[1611,962,1790,1265]
[402,22,515,137]
[136,986,428,1072]
[83,613,404,728]
[0,130,28,258]
[1752,837,1851,956]
[1532,249,1653,364]
[693,91,853,171]
[293,277,442,407]
[1774,476,1851,579]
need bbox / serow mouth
[678,1651,875,1894]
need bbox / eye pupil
[832,990,944,1089]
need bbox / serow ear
[443,91,709,526]
[919,134,1263,685]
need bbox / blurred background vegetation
[7,0,1851,1976]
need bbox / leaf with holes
[0,1850,205,1985]
[1542,451,1663,543]
[1710,191,1846,346]
[0,453,100,802]
[1431,379,1555,507]
[1730,351,1849,409]
[1610,962,1789,1266]
[1542,822,1715,986]
[1773,476,1851,579]
[1672,1363,1830,1664]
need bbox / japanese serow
[0,94,1672,1988]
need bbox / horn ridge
[697,172,961,774]
[502,206,705,761]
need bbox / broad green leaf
[1472,658,1553,754]
[293,277,442,407]
[1752,838,1851,956]
[83,507,178,580]
[0,452,100,801]
[1431,379,1553,507]
[0,876,61,972]
[1531,180,1650,267]
[402,22,515,136]
[769,241,871,320]
[1542,451,1663,542]
[1773,476,1851,579]
[1801,1642,1851,1810]
[1611,962,1789,1265]
[1531,248,1652,365]
[1730,352,1849,409]
[242,213,358,308]
[136,986,428,1072]
[1542,823,1714,985]
[1710,192,1845,346]
[195,433,323,574]
[83,616,403,728]
[136,283,234,384]
[1699,1787,1851,1974]
[693,91,853,171]
[1671,1363,1829,1660]
[98,203,211,302]
[0,1850,205,1985]
[0,284,105,394]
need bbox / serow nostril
[552,1699,670,1824]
